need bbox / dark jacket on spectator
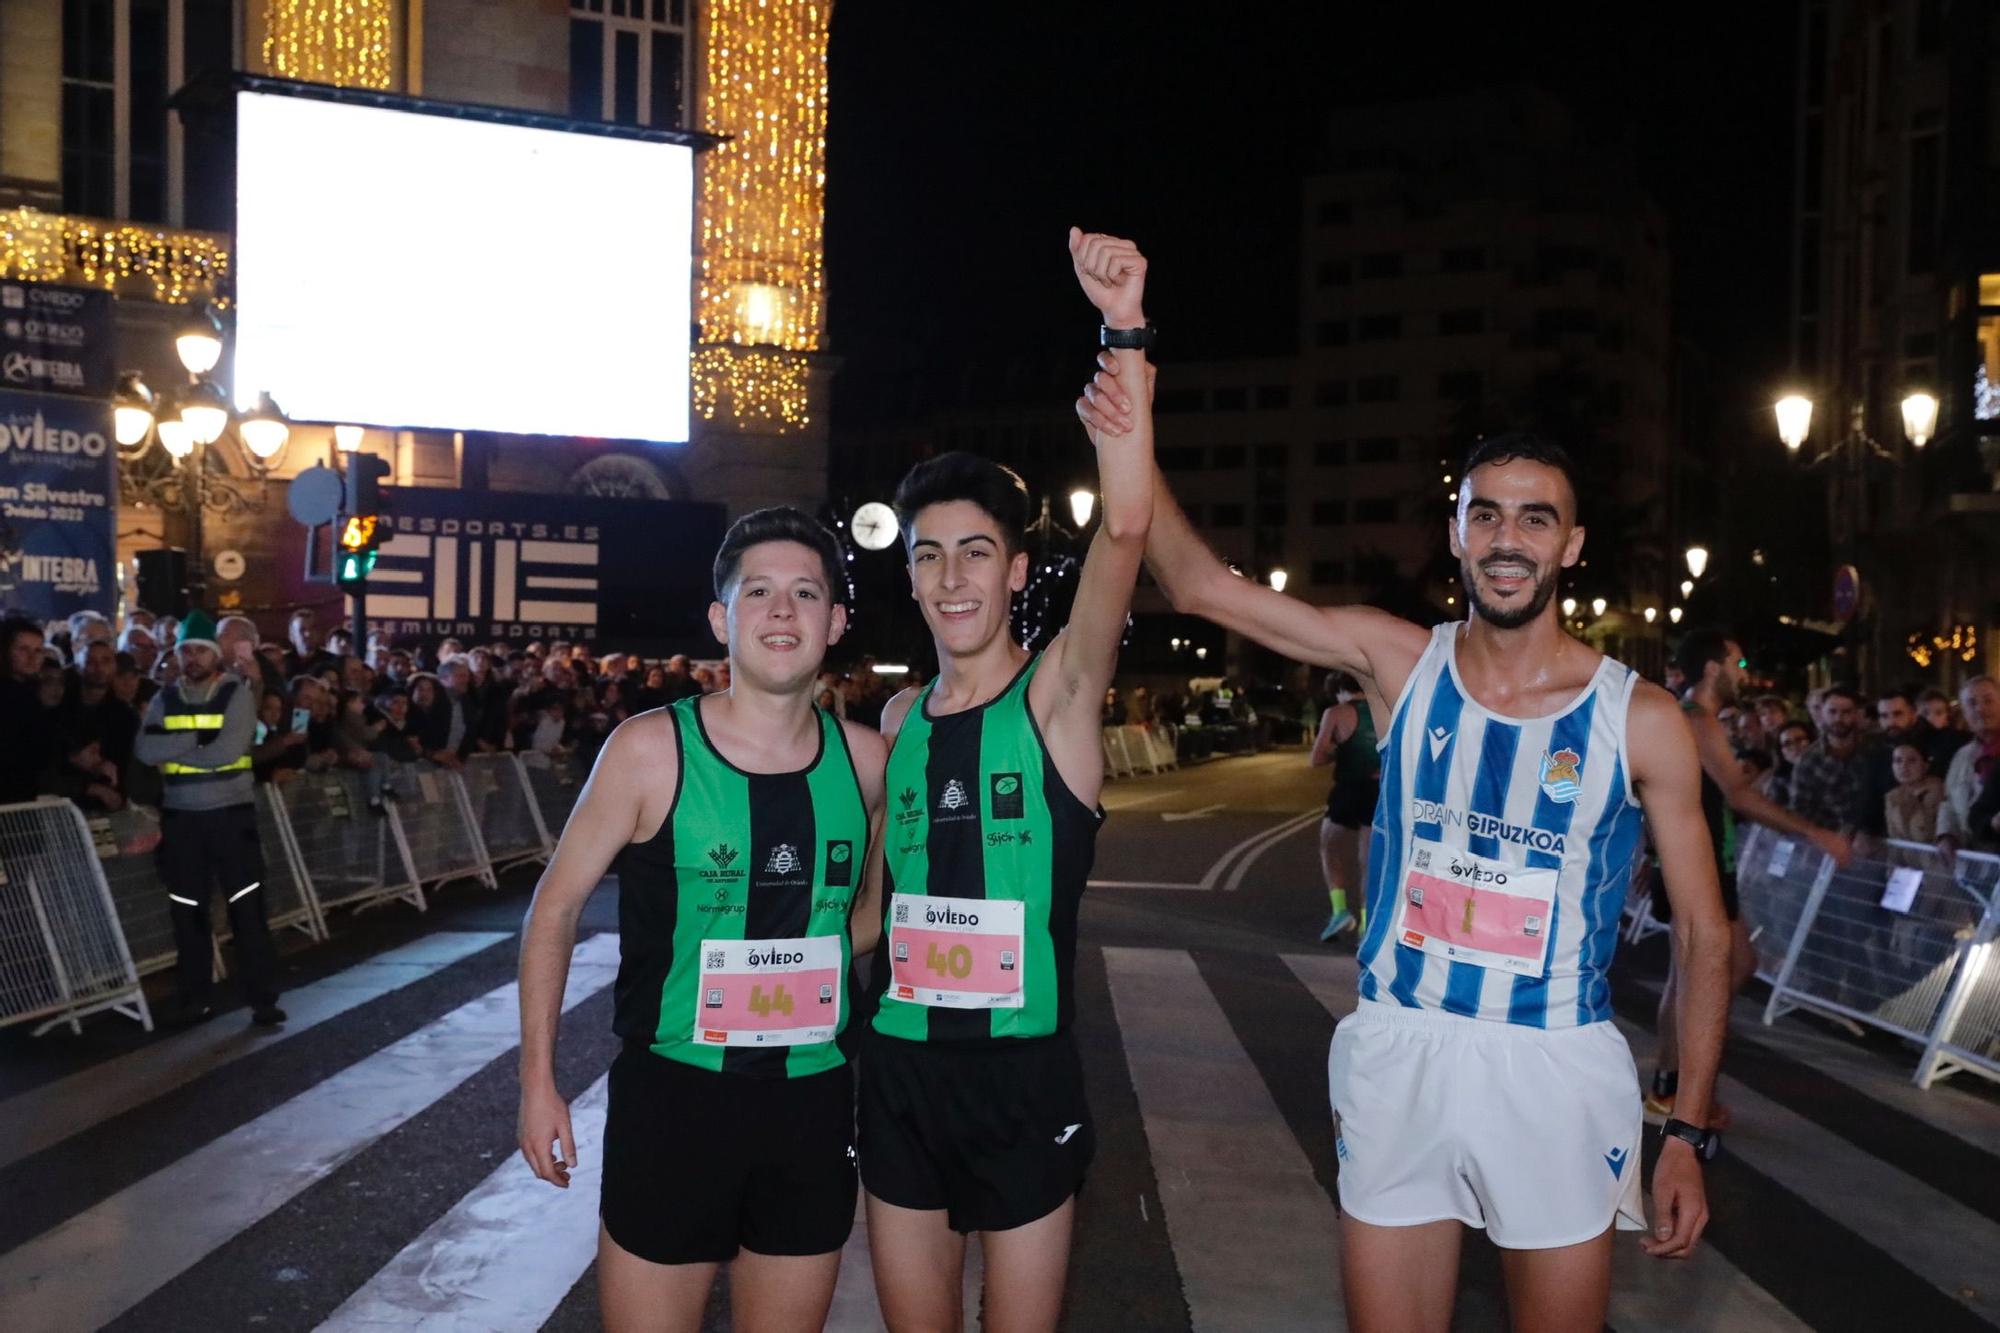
[419,688,482,760]
[2,676,57,804]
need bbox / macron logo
[1604,1146,1628,1179]
[1055,1123,1082,1145]
[1428,727,1452,762]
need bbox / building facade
[831,86,1677,682]
[1791,0,2000,688]
[0,0,830,638]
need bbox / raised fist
[1069,228,1147,329]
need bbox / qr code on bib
[704,949,725,969]
[894,902,910,923]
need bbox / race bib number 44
[887,893,1025,1009]
[1391,837,1559,978]
[693,935,842,1047]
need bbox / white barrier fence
[1102,724,1180,780]
[0,751,585,1037]
[1735,824,2000,1090]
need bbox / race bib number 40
[693,935,842,1047]
[887,893,1025,1009]
[1391,837,1559,978]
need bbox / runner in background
[1310,671,1378,941]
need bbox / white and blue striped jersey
[1355,623,1646,1028]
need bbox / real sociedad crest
[1539,748,1583,804]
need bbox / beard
[1462,555,1559,630]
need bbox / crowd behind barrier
[1728,824,2000,1089]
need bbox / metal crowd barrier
[392,762,499,895]
[273,768,426,916]
[460,752,552,872]
[517,749,587,839]
[1737,823,2000,1089]
[1101,725,1182,781]
[0,799,152,1035]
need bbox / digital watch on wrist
[1660,1117,1721,1162]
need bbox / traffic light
[337,454,392,586]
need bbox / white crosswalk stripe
[0,930,509,1172]
[0,932,620,1333]
[320,1074,611,1331]
[1105,946,1343,1331]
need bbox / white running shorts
[1328,999,1647,1249]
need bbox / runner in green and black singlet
[870,653,1099,1043]
[515,507,887,1332]
[859,229,1156,1333]
[614,693,867,1077]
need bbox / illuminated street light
[1269,568,1289,593]
[1591,597,1608,617]
[1643,607,1657,624]
[174,306,224,375]
[238,392,291,460]
[1901,392,1938,449]
[1069,488,1095,527]
[1195,646,1208,660]
[1561,597,1577,617]
[1680,579,1695,598]
[1685,545,1709,580]
[113,372,156,446]
[179,377,231,446]
[156,413,196,460]
[1669,606,1684,624]
[1774,395,1813,452]
[334,424,365,453]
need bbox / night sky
[825,4,1801,420]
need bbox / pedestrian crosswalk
[0,927,1995,1331]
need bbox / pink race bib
[693,936,843,1046]
[887,893,1026,1010]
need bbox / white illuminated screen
[234,90,692,441]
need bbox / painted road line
[827,1201,984,1332]
[1198,810,1321,892]
[0,931,511,1172]
[1220,810,1322,891]
[1086,880,1210,891]
[319,1075,610,1332]
[1284,957,1806,1333]
[0,932,621,1333]
[1160,805,1225,822]
[1616,1016,2000,1325]
[1104,946,1341,1330]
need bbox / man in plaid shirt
[1787,685,1881,835]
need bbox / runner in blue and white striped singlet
[1355,622,1649,1027]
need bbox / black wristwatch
[1660,1117,1721,1162]
[1100,322,1157,350]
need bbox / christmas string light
[693,0,829,429]
[262,0,394,89]
[0,207,229,304]
[691,345,814,430]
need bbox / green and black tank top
[870,652,1102,1043]
[611,695,868,1077]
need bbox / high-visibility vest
[156,680,253,782]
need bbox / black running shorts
[857,1030,1093,1234]
[600,1045,856,1265]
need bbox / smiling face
[906,500,1028,658]
[708,539,844,694]
[1448,458,1585,630]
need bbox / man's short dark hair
[1823,684,1862,708]
[1674,626,1733,683]
[1919,688,1950,707]
[1877,686,1917,708]
[711,505,846,602]
[2,614,44,657]
[892,452,1032,554]
[1460,431,1582,520]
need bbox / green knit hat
[175,608,220,656]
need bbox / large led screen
[234,90,692,442]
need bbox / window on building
[1210,444,1247,469]
[1533,308,1599,344]
[1317,199,1352,226]
[1440,245,1485,273]
[1313,439,1349,466]
[1976,274,2000,420]
[1211,386,1249,411]
[1211,503,1246,527]
[62,0,119,218]
[1356,436,1397,463]
[1356,553,1398,585]
[1315,320,1350,348]
[1537,243,1598,277]
[1311,559,1347,586]
[1438,370,1482,401]
[1357,313,1403,342]
[1156,445,1203,471]
[1314,380,1349,408]
[1316,258,1352,287]
[1257,385,1291,410]
[1156,387,1205,413]
[1908,124,1942,275]
[1439,308,1485,336]
[1311,499,1347,525]
[1358,253,1404,280]
[570,0,692,128]
[1356,498,1397,524]
[1257,502,1288,526]
[1255,444,1289,467]
[1357,374,1400,403]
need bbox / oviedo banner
[0,281,114,397]
[0,389,117,620]
[352,486,727,649]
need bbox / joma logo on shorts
[746,948,805,967]
[926,905,979,926]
